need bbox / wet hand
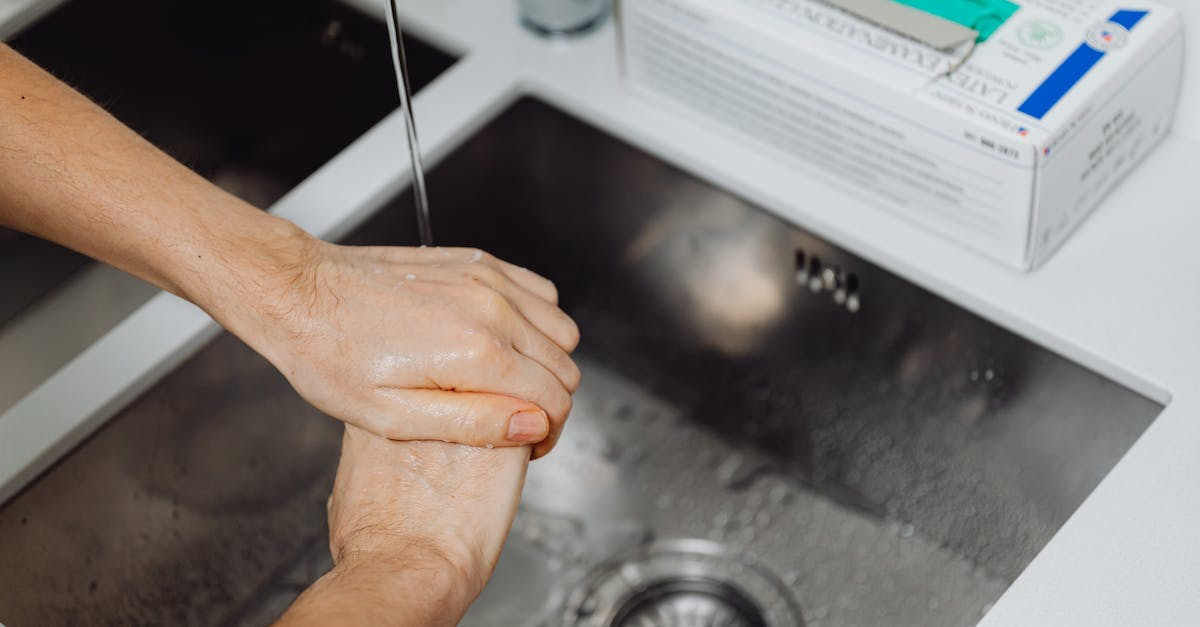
[277,425,529,626]
[238,240,580,457]
[326,425,528,592]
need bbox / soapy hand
[237,241,580,457]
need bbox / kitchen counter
[1,0,1198,624]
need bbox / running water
[383,1,434,246]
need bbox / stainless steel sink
[0,98,1161,627]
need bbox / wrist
[279,545,480,627]
[335,536,487,601]
[171,203,320,355]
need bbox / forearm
[0,43,310,335]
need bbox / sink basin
[0,98,1161,627]
[0,0,454,413]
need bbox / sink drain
[563,539,804,627]
[613,578,764,627]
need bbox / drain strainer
[563,539,804,627]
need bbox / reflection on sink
[0,99,1161,626]
[0,0,455,412]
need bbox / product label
[738,0,969,75]
[625,0,1035,254]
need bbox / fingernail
[507,410,547,443]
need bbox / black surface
[0,0,455,326]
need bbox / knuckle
[461,399,496,442]
[548,390,573,423]
[501,349,524,377]
[562,317,581,352]
[564,359,583,392]
[479,289,513,322]
[457,279,501,310]
[469,264,505,287]
[466,332,507,364]
[546,346,581,390]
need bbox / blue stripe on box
[1110,9,1149,29]
[1017,9,1149,120]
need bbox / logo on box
[1018,20,1064,49]
[1086,22,1130,52]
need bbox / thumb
[362,389,549,448]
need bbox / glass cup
[517,0,610,37]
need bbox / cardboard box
[618,0,1184,269]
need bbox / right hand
[277,425,530,627]
[325,425,529,594]
[220,236,581,457]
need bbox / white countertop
[2,0,1199,624]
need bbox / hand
[0,45,579,456]
[224,238,581,458]
[277,425,529,626]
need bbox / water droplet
[716,454,746,489]
[715,453,770,491]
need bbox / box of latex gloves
[617,0,1183,269]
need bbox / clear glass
[518,0,610,36]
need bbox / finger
[486,258,560,307]
[373,245,561,306]
[466,277,579,396]
[532,416,567,460]
[506,306,582,393]
[459,263,580,353]
[431,340,573,451]
[441,247,561,306]
[363,389,550,447]
[400,263,579,354]
[498,351,574,432]
[497,352,573,459]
